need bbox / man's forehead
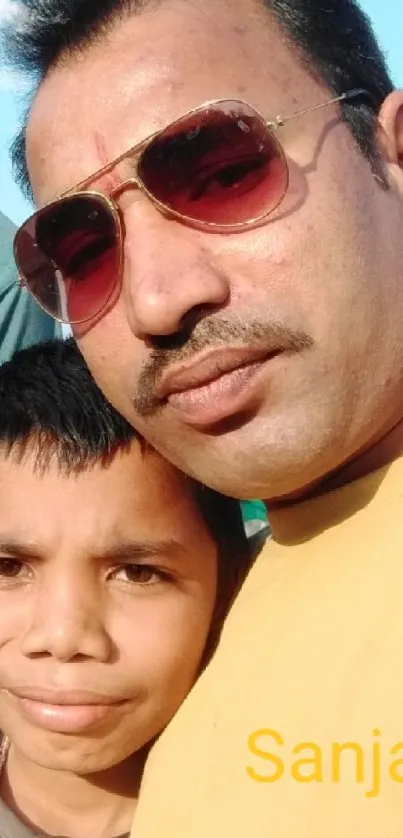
[26,0,303,205]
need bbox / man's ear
[377,91,403,190]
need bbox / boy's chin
[10,733,139,776]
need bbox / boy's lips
[5,687,129,734]
[8,686,122,704]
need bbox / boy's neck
[0,741,145,838]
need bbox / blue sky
[0,0,402,224]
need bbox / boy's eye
[109,564,166,586]
[0,559,23,577]
[0,559,31,585]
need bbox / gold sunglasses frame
[15,88,368,324]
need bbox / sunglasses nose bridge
[110,176,142,202]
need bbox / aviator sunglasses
[14,89,367,325]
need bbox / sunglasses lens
[14,194,120,324]
[139,101,287,227]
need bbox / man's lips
[154,346,283,426]
[156,346,279,401]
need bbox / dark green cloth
[241,499,268,537]
[0,211,61,364]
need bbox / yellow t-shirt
[133,459,403,837]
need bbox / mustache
[133,316,313,417]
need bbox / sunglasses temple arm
[271,87,370,128]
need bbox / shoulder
[0,211,61,364]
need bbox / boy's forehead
[0,441,180,495]
[0,445,209,549]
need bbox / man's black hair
[1,0,394,198]
[0,337,251,630]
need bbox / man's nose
[20,571,112,663]
[121,208,230,339]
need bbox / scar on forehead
[92,130,125,192]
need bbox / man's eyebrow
[98,539,187,563]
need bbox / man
[4,0,403,834]
[0,337,246,838]
[0,210,60,364]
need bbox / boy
[0,339,249,838]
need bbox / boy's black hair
[1,0,394,198]
[0,337,251,632]
[0,336,135,472]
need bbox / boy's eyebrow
[0,537,187,563]
[0,538,43,560]
[98,539,187,563]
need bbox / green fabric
[241,499,267,523]
[241,499,268,538]
[0,211,61,365]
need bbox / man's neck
[267,417,403,512]
[0,742,145,838]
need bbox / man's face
[26,0,403,500]
[0,443,217,774]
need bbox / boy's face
[0,442,217,775]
